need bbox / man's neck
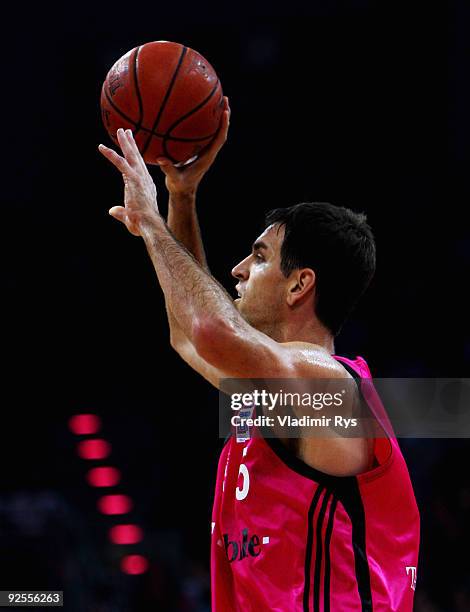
[261,319,335,354]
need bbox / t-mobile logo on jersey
[223,528,269,562]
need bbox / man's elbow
[169,331,181,353]
[192,316,236,366]
[168,322,185,353]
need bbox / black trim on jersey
[339,480,373,611]
[323,496,338,612]
[313,491,333,612]
[263,434,345,487]
[303,486,325,611]
[338,359,360,380]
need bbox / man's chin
[234,302,260,329]
[234,299,247,318]
[234,299,246,316]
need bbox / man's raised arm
[156,100,230,348]
[152,99,230,386]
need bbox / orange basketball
[100,41,224,165]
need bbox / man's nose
[231,255,250,280]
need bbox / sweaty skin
[98,103,374,477]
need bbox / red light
[98,494,133,515]
[68,414,101,435]
[121,554,149,575]
[109,524,143,545]
[77,439,111,460]
[86,467,121,487]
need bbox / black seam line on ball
[162,80,220,161]
[141,45,188,156]
[104,88,139,125]
[103,89,217,142]
[164,79,221,138]
[131,46,144,136]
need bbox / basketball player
[99,97,420,611]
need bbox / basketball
[100,41,224,165]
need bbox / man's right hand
[156,96,230,197]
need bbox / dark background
[2,0,470,610]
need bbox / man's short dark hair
[265,202,376,336]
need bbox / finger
[155,157,181,179]
[116,128,142,167]
[124,129,147,170]
[223,95,231,116]
[117,128,147,171]
[109,206,141,236]
[109,205,127,223]
[217,98,231,141]
[98,143,132,175]
[201,97,230,158]
[201,105,230,161]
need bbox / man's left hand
[99,128,160,236]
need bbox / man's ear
[286,268,316,306]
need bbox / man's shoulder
[279,340,354,380]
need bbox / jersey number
[236,463,250,500]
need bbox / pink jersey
[211,355,420,611]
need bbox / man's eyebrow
[252,240,269,252]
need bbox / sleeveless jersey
[211,355,420,611]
